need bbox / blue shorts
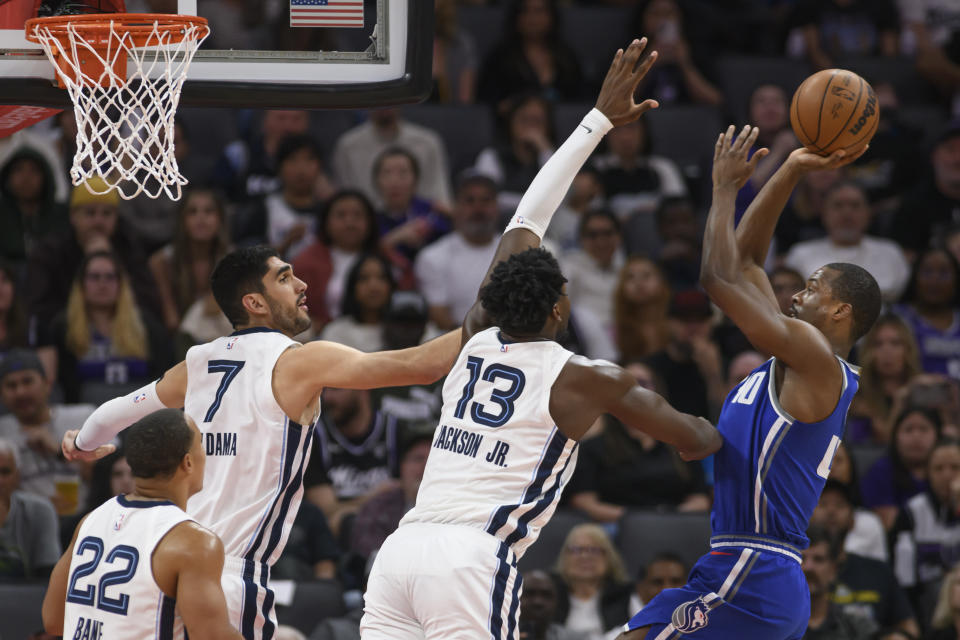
[624,543,809,640]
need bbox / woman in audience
[293,189,381,332]
[148,188,232,354]
[477,0,583,107]
[320,254,396,352]
[432,0,477,103]
[553,523,633,640]
[894,248,960,379]
[39,251,171,403]
[930,566,960,640]
[737,84,796,216]
[475,92,557,214]
[613,257,671,362]
[892,439,960,624]
[861,405,942,529]
[849,314,923,445]
[0,259,29,357]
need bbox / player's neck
[127,483,188,511]
[499,330,553,344]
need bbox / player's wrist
[583,108,614,136]
[73,431,93,452]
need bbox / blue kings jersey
[711,356,860,557]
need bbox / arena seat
[274,579,346,635]
[177,107,240,184]
[617,511,711,579]
[716,56,812,125]
[849,443,887,483]
[839,56,937,107]
[457,5,504,66]
[0,583,46,639]
[898,105,948,145]
[645,104,725,169]
[560,6,631,82]
[518,508,590,574]
[554,102,596,140]
[400,103,495,177]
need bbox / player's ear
[241,292,266,318]
[832,301,852,325]
[181,452,194,474]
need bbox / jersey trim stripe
[241,419,293,559]
[261,423,314,562]
[158,594,175,640]
[753,416,790,534]
[260,564,276,640]
[488,541,514,640]
[241,559,258,638]
[503,441,578,547]
[505,571,523,640]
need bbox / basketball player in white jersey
[360,38,722,640]
[59,247,461,640]
[43,408,241,640]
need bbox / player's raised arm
[463,37,660,344]
[700,126,835,372]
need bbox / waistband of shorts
[709,535,802,563]
[399,521,519,566]
[223,554,271,578]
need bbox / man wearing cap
[413,172,501,330]
[0,348,95,511]
[891,122,960,256]
[644,290,725,420]
[24,177,160,326]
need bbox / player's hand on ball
[712,125,769,191]
[785,144,869,174]
[62,429,116,462]
[595,37,659,127]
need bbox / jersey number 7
[204,360,245,422]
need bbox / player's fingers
[743,126,761,154]
[722,124,736,152]
[622,38,645,70]
[747,147,770,171]
[633,99,659,117]
[714,132,725,160]
[733,124,754,154]
[94,443,117,460]
[633,49,658,80]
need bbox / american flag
[290,0,364,28]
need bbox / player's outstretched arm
[463,37,660,345]
[700,126,835,371]
[42,515,87,636]
[62,360,189,462]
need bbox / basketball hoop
[25,13,209,200]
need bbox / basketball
[789,68,879,156]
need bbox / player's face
[185,416,206,496]
[638,560,687,603]
[789,269,838,331]
[928,444,960,503]
[261,257,311,336]
[554,284,571,339]
[801,542,835,597]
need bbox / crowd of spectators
[6,0,960,638]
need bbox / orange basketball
[789,69,879,156]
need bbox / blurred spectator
[568,392,710,520]
[770,266,806,315]
[810,479,887,563]
[213,109,310,202]
[0,259,29,356]
[271,500,338,581]
[547,168,606,252]
[0,350,94,513]
[891,123,960,256]
[947,223,960,266]
[0,438,60,580]
[414,172,499,330]
[305,388,402,536]
[633,0,723,106]
[654,196,703,292]
[350,433,430,559]
[892,439,960,621]
[432,0,477,103]
[627,552,687,618]
[332,108,453,209]
[148,188,232,353]
[234,135,329,261]
[726,350,767,390]
[793,0,898,70]
[645,290,724,420]
[593,118,687,234]
[562,210,624,360]
[26,179,161,326]
[613,257,671,362]
[293,190,380,331]
[477,0,584,106]
[475,93,557,214]
[784,181,909,302]
[861,405,941,529]
[802,524,876,640]
[774,169,839,256]
[930,566,960,640]
[520,569,585,640]
[0,146,68,273]
[321,254,395,352]
[900,0,960,111]
[553,524,633,639]
[848,314,922,444]
[737,84,796,216]
[37,251,172,404]
[375,147,452,263]
[82,450,132,514]
[894,248,960,379]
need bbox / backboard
[0,0,433,109]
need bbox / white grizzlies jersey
[62,496,193,640]
[401,327,578,558]
[184,328,318,566]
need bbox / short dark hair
[823,263,881,342]
[125,409,194,479]
[373,146,420,182]
[211,246,279,328]
[480,247,567,335]
[636,551,687,582]
[578,208,621,239]
[654,196,695,229]
[806,523,843,562]
[275,134,322,168]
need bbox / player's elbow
[684,417,723,461]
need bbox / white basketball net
[29,17,209,200]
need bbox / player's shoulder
[159,520,224,560]
[556,355,632,391]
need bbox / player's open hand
[712,125,769,191]
[62,429,116,462]
[785,144,869,174]
[595,38,659,127]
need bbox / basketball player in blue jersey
[58,248,462,640]
[619,129,881,640]
[360,38,721,640]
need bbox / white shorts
[222,555,280,640]
[360,523,523,640]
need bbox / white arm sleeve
[73,380,167,451]
[503,108,614,239]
